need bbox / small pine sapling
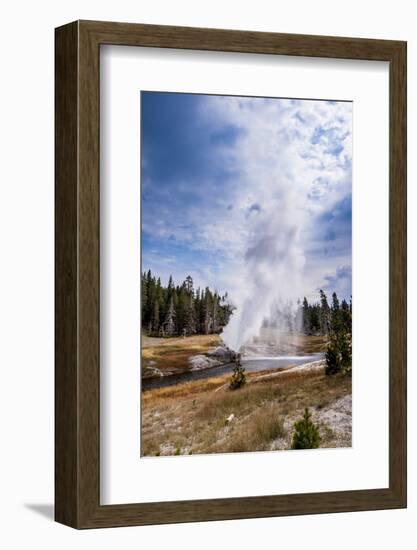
[291,408,321,449]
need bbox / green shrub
[325,330,352,376]
[325,337,342,375]
[229,363,246,390]
[291,408,320,449]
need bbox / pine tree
[310,304,320,334]
[141,272,148,327]
[145,270,155,333]
[291,408,321,449]
[202,288,212,334]
[340,299,351,332]
[331,291,341,332]
[325,330,352,375]
[212,292,219,333]
[325,335,341,375]
[302,297,310,333]
[184,293,196,336]
[167,275,174,293]
[163,297,176,336]
[184,275,194,293]
[151,300,160,333]
[319,289,330,334]
[325,291,352,376]
[175,288,186,335]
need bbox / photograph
[140,91,353,457]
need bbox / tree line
[141,270,233,337]
[302,290,352,336]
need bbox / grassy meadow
[142,334,221,378]
[141,333,351,457]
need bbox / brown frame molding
[55,20,407,529]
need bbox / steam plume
[204,96,352,352]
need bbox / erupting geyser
[220,184,306,353]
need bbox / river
[142,352,324,391]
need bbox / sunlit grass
[142,334,221,375]
[141,365,351,457]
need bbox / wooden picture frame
[55,20,407,528]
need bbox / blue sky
[141,91,352,305]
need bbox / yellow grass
[140,332,349,456]
[141,364,352,456]
[142,334,221,376]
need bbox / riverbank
[141,360,352,456]
[141,331,328,381]
[142,334,223,378]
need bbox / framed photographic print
[55,20,407,528]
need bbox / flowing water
[142,352,324,391]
